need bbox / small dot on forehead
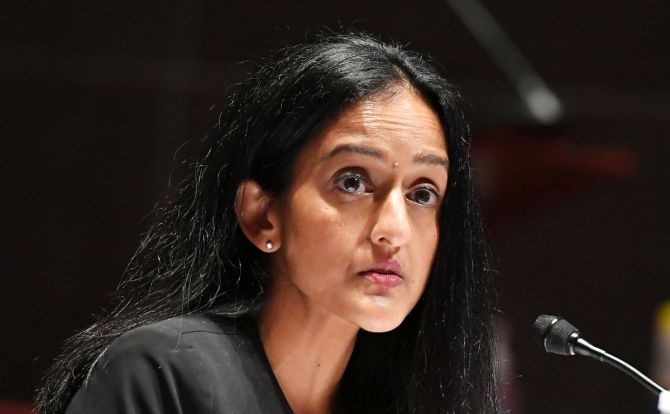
[392,161,399,168]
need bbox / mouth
[358,260,405,288]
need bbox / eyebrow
[415,152,449,169]
[322,144,384,160]
[322,144,449,170]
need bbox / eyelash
[407,186,440,207]
[333,170,441,207]
[334,171,373,195]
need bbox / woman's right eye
[334,172,373,195]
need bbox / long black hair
[37,31,498,414]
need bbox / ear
[235,180,282,253]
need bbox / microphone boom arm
[533,315,670,413]
[574,337,665,395]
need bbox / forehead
[315,89,447,157]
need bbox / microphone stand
[443,0,563,124]
[573,337,670,412]
[534,315,670,412]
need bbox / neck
[257,280,359,414]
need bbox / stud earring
[265,240,274,250]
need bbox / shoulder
[108,313,255,353]
[99,313,258,374]
[67,314,263,413]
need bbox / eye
[406,186,440,207]
[334,171,373,195]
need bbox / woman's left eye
[407,187,440,207]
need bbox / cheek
[413,210,440,249]
[282,180,373,247]
[280,191,358,281]
[286,198,338,244]
[412,221,440,284]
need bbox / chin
[355,300,409,333]
[359,316,406,333]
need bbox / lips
[359,260,405,288]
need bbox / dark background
[2,1,669,413]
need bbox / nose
[369,188,412,250]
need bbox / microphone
[532,314,668,399]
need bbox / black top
[65,314,293,414]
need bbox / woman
[37,32,498,413]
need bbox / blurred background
[2,1,669,413]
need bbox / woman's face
[270,88,448,333]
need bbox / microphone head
[532,315,581,355]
